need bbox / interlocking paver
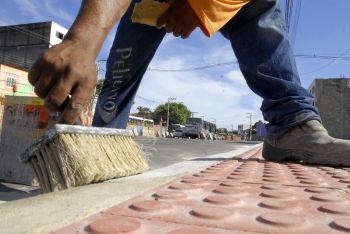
[55,146,350,233]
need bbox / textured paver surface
[55,146,350,233]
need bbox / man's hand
[27,0,131,125]
[29,39,97,124]
[157,0,200,39]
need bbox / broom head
[20,125,149,193]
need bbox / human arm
[29,0,131,124]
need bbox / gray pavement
[0,138,259,204]
[134,137,260,169]
[0,142,261,234]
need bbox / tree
[153,102,191,125]
[135,106,153,119]
[95,78,105,96]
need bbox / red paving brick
[55,146,350,233]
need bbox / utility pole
[166,97,176,134]
[246,113,252,141]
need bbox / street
[0,138,260,203]
[134,137,259,169]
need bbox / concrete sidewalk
[0,144,260,234]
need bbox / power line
[285,0,293,32]
[148,61,237,72]
[2,51,347,75]
[136,95,161,104]
[144,54,350,72]
[296,54,350,60]
[302,47,350,75]
[290,0,301,47]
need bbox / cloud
[0,10,16,26]
[162,34,177,45]
[131,53,263,129]
[226,70,247,86]
[122,29,266,129]
[12,0,74,24]
[13,0,41,20]
[42,0,75,24]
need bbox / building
[0,21,68,71]
[309,78,350,139]
[238,124,250,134]
[0,64,34,97]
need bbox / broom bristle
[28,133,148,193]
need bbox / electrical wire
[290,0,301,47]
[302,47,350,75]
[296,54,350,60]
[136,95,161,104]
[285,0,293,33]
[145,54,350,72]
[148,61,237,72]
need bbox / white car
[173,129,183,138]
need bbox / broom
[18,0,167,193]
[20,124,149,193]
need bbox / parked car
[173,129,183,138]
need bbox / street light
[166,97,176,133]
[246,113,252,141]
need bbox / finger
[60,84,91,124]
[173,25,182,37]
[181,26,196,39]
[165,18,176,33]
[44,78,74,112]
[28,59,45,86]
[34,72,57,98]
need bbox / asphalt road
[134,137,260,170]
[0,138,260,203]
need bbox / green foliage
[153,102,191,125]
[95,78,105,96]
[136,106,153,119]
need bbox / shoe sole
[262,141,303,163]
[262,141,348,167]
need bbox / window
[56,31,64,40]
[6,73,18,87]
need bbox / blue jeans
[92,0,321,137]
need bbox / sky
[1,0,350,129]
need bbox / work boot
[263,120,350,166]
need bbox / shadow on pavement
[0,180,40,202]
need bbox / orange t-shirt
[187,0,251,37]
